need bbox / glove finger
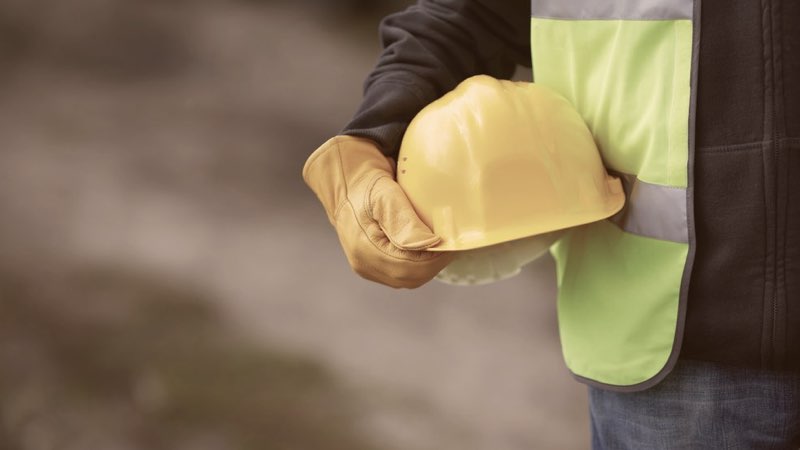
[368,177,441,251]
[360,247,454,289]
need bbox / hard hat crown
[398,75,624,252]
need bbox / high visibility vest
[532,0,698,390]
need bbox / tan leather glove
[302,136,453,288]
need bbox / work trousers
[589,359,800,449]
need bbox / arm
[343,0,531,156]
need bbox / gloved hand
[302,136,453,288]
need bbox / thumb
[369,177,441,251]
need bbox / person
[302,0,800,447]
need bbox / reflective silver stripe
[531,0,694,20]
[610,176,688,243]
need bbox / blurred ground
[0,1,589,449]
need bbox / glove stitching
[364,173,388,222]
[333,199,347,224]
[332,137,351,224]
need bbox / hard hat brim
[425,180,625,252]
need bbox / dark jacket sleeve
[341,0,531,157]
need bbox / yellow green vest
[532,0,699,390]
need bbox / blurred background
[0,0,588,449]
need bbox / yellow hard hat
[397,75,625,254]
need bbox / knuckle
[401,278,427,289]
[395,267,436,289]
[344,234,445,289]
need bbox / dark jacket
[342,0,800,372]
